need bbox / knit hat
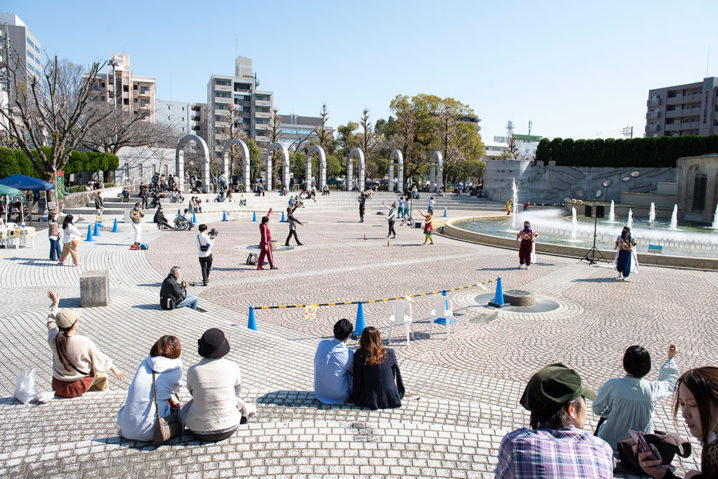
[55,310,78,330]
[197,328,230,359]
[520,363,596,413]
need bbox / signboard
[304,304,318,322]
[55,171,65,199]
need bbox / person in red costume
[257,209,278,270]
[516,220,538,269]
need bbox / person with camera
[197,224,217,286]
[160,266,198,310]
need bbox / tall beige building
[90,53,156,123]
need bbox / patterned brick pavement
[0,198,715,478]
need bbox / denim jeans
[176,295,199,310]
[49,238,62,260]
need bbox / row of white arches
[174,135,444,193]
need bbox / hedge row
[0,146,119,180]
[535,135,718,168]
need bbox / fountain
[571,207,578,241]
[627,209,633,229]
[670,204,678,230]
[511,178,519,230]
[648,202,656,224]
[608,200,615,223]
[712,204,718,230]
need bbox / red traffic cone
[364,234,366,240]
[387,240,390,247]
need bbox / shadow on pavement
[572,277,620,283]
[257,390,368,410]
[131,304,163,310]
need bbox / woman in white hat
[46,291,125,398]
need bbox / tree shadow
[572,277,621,283]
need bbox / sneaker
[57,262,64,266]
[297,243,303,246]
[270,266,279,270]
[518,265,523,269]
[526,265,531,270]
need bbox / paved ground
[0,195,716,478]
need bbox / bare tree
[358,108,378,158]
[268,108,283,144]
[0,56,112,198]
[313,104,333,152]
[216,103,247,175]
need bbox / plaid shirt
[494,426,613,478]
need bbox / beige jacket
[184,358,243,433]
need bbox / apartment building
[0,13,42,104]
[207,56,274,156]
[645,77,718,137]
[89,53,156,123]
[156,99,207,138]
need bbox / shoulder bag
[151,370,182,445]
[617,430,692,473]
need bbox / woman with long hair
[351,326,404,410]
[47,211,62,261]
[639,367,718,478]
[118,336,183,441]
[615,226,638,280]
[46,291,125,398]
[58,214,82,267]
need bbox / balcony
[645,123,659,132]
[646,111,659,120]
[255,110,272,118]
[214,84,231,92]
[647,98,660,107]
[664,123,680,132]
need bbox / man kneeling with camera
[197,224,218,286]
[160,266,198,310]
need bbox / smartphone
[629,429,659,461]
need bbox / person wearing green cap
[494,363,614,478]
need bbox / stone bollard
[80,270,111,307]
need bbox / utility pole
[528,120,532,135]
[622,126,633,138]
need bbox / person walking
[139,184,149,210]
[48,211,62,261]
[94,191,104,220]
[58,214,82,267]
[516,220,538,269]
[196,224,214,286]
[130,203,144,247]
[350,327,404,410]
[45,291,126,398]
[615,226,638,281]
[284,206,304,246]
[358,194,366,223]
[418,211,434,245]
[428,196,435,215]
[381,201,397,239]
[257,209,277,270]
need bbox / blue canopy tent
[0,174,55,224]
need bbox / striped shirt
[494,426,613,478]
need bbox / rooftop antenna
[707,46,711,77]
[528,120,532,135]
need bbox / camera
[209,228,219,238]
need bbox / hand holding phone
[630,429,659,462]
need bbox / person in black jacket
[154,206,174,230]
[160,266,198,310]
[351,326,404,409]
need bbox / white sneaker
[526,265,531,270]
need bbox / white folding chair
[429,294,454,339]
[387,300,413,346]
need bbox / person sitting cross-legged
[314,319,354,404]
[494,363,614,478]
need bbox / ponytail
[55,330,73,372]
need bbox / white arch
[306,145,327,191]
[176,134,210,193]
[265,142,290,191]
[429,151,444,192]
[221,139,251,193]
[389,149,404,192]
[345,148,365,192]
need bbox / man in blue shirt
[314,319,354,404]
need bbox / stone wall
[483,159,677,206]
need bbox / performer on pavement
[284,205,304,246]
[418,211,434,245]
[257,209,277,270]
[516,220,538,269]
[614,226,638,281]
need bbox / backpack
[245,253,258,265]
[160,297,176,310]
[140,243,149,250]
[130,244,140,250]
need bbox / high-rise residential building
[156,99,207,138]
[0,13,42,103]
[645,77,718,137]
[278,114,333,151]
[89,53,156,123]
[207,56,274,156]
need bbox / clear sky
[4,0,718,141]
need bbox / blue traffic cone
[247,306,257,331]
[85,224,95,242]
[352,301,366,339]
[222,211,228,222]
[435,289,451,325]
[281,211,286,222]
[488,277,506,307]
[192,212,197,224]
[252,211,256,222]
[93,222,101,237]
[112,218,118,233]
[443,208,447,217]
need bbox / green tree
[246,139,261,181]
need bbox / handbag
[151,370,182,445]
[617,430,692,473]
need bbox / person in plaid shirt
[494,363,613,478]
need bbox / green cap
[520,363,596,413]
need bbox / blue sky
[5,0,718,141]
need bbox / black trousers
[388,220,396,237]
[199,254,213,284]
[285,230,301,245]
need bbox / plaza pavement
[0,196,717,478]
